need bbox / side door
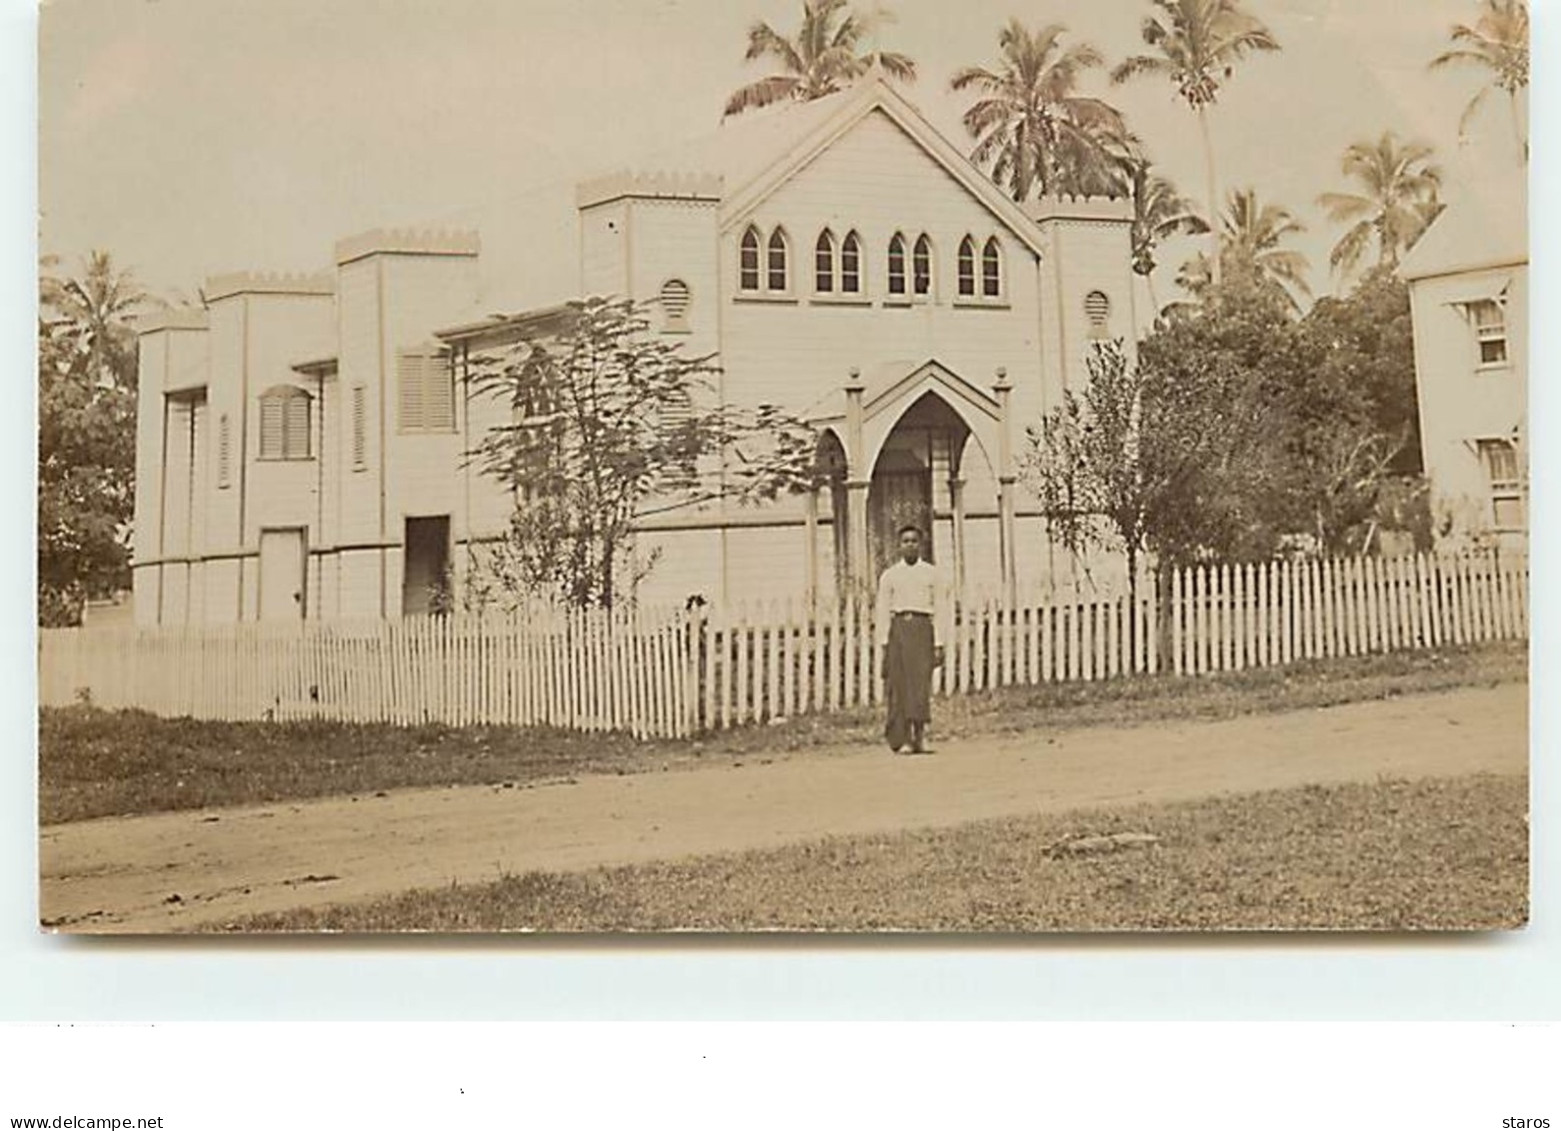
[258,527,307,621]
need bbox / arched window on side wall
[982,237,1002,298]
[913,234,933,297]
[841,231,862,294]
[258,385,312,460]
[887,233,907,296]
[815,230,836,293]
[957,236,976,297]
[767,228,789,292]
[739,227,762,291]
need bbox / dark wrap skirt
[883,611,935,749]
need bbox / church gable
[723,97,1044,262]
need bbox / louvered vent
[352,386,367,469]
[660,279,691,331]
[217,415,231,488]
[1084,291,1111,336]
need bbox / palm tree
[950,20,1131,202]
[1179,187,1311,314]
[1126,159,1209,313]
[723,0,916,118]
[1430,0,1528,161]
[1111,0,1280,285]
[42,250,149,390]
[1317,132,1443,277]
[1221,186,1311,312]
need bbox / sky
[36,0,1528,310]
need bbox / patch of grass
[39,641,1525,824]
[224,773,1529,933]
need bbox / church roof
[576,76,1057,258]
[1400,173,1527,281]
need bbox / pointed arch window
[739,227,761,292]
[767,229,789,292]
[887,233,907,296]
[912,234,933,297]
[981,237,1002,298]
[815,230,836,293]
[957,237,976,297]
[841,231,862,294]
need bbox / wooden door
[258,528,306,621]
[870,464,933,583]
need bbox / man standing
[874,525,945,754]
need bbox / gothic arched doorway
[867,392,975,584]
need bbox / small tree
[465,296,818,610]
[1025,341,1150,608]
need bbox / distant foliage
[1300,267,1422,479]
[38,252,148,627]
[465,297,818,610]
[951,20,1132,202]
[1033,271,1424,575]
[1317,132,1443,277]
[1111,0,1282,286]
[723,0,916,118]
[1144,274,1424,557]
[1175,186,1312,315]
[1430,0,1528,160]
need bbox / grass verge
[219,772,1529,933]
[40,641,1525,825]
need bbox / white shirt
[874,558,945,647]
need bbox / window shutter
[399,351,453,432]
[398,351,425,432]
[259,394,284,459]
[352,385,367,469]
[425,355,455,432]
[284,392,311,459]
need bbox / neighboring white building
[1400,172,1528,552]
[132,77,1140,625]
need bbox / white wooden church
[131,76,1140,626]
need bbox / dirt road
[39,683,1527,933]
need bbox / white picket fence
[38,551,1527,739]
